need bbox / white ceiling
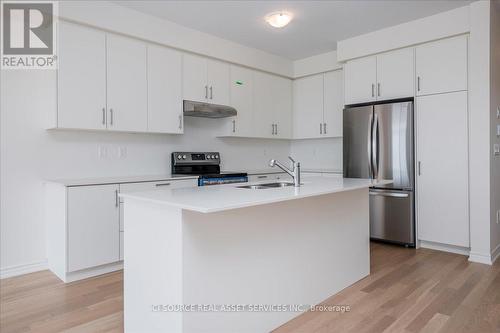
[115,0,472,60]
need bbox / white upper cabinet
[323,70,343,138]
[106,34,148,132]
[376,48,414,100]
[272,75,292,139]
[207,59,230,105]
[58,21,107,130]
[293,74,324,139]
[344,48,415,105]
[253,72,292,139]
[147,45,183,134]
[293,70,343,139]
[183,54,208,103]
[344,56,377,105]
[415,35,467,96]
[183,54,230,105]
[253,71,277,138]
[226,65,254,137]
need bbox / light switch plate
[497,106,500,119]
[497,124,500,137]
[497,210,500,224]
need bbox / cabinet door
[68,185,119,272]
[293,74,324,139]
[106,34,147,132]
[323,70,344,137]
[183,54,208,103]
[58,21,107,130]
[344,56,377,104]
[207,59,230,105]
[227,65,253,136]
[253,71,275,138]
[415,35,467,96]
[273,75,292,139]
[147,45,183,134]
[376,48,414,100]
[416,91,469,247]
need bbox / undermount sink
[237,182,295,189]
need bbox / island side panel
[182,188,370,333]
[123,198,183,333]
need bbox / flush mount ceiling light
[265,11,293,28]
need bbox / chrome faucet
[269,156,301,187]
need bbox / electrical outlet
[118,146,127,159]
[98,146,107,159]
[494,144,500,156]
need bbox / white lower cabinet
[416,91,469,247]
[46,178,197,282]
[67,185,120,272]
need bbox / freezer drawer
[369,189,414,246]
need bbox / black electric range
[171,152,248,186]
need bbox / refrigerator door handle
[367,112,374,178]
[372,113,379,180]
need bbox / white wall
[490,0,500,259]
[468,0,493,263]
[293,51,342,78]
[0,70,291,274]
[290,138,343,171]
[337,5,470,61]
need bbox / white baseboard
[62,261,123,283]
[468,251,493,265]
[490,243,500,264]
[0,260,48,279]
[419,240,470,256]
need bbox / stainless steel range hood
[183,100,237,118]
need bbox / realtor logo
[1,1,57,69]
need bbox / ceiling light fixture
[265,11,293,28]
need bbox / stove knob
[182,155,187,159]
[207,155,211,159]
[211,155,216,159]
[177,154,182,160]
[215,155,219,159]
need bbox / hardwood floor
[1,243,499,333]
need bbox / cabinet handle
[155,182,171,187]
[110,109,114,126]
[275,124,278,135]
[271,124,274,135]
[371,84,375,97]
[205,85,208,99]
[102,108,106,125]
[210,86,213,99]
[377,83,381,97]
[257,175,268,179]
[418,161,421,176]
[320,123,323,134]
[417,77,421,92]
[178,115,182,129]
[324,123,327,134]
[115,190,119,207]
[232,120,236,133]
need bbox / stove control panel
[172,152,220,165]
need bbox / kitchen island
[120,177,388,333]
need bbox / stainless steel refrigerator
[343,100,415,247]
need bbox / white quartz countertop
[120,177,391,213]
[45,169,342,186]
